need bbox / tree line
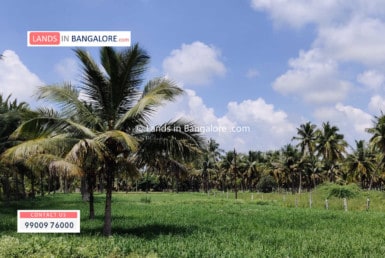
[1,45,385,236]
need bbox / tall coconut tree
[135,119,204,193]
[367,113,385,187]
[292,122,318,192]
[367,114,385,155]
[2,44,204,236]
[274,144,301,192]
[316,122,347,182]
[242,151,264,191]
[200,138,222,193]
[345,140,376,189]
[293,122,317,157]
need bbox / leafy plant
[256,175,277,193]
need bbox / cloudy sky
[1,0,384,152]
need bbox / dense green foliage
[1,191,385,257]
[320,183,362,199]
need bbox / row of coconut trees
[194,118,385,195]
[1,45,385,236]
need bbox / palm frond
[75,48,111,118]
[49,160,84,177]
[1,135,78,165]
[35,107,60,118]
[24,153,62,173]
[36,84,102,128]
[10,117,96,140]
[115,155,140,179]
[137,119,205,164]
[96,130,138,153]
[115,44,150,111]
[114,78,183,130]
[65,139,108,168]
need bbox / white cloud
[272,49,350,104]
[152,88,295,152]
[357,70,385,91]
[162,41,226,86]
[252,0,385,118]
[251,0,385,28]
[335,103,372,133]
[250,0,343,28]
[368,95,385,113]
[0,50,44,105]
[316,17,385,66]
[313,103,372,144]
[226,98,296,146]
[54,58,78,82]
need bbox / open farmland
[1,189,385,257]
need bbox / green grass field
[1,189,385,257]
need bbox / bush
[256,175,277,193]
[316,183,361,199]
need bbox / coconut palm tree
[345,140,376,189]
[0,94,39,200]
[367,113,385,188]
[0,94,35,152]
[292,122,318,192]
[367,113,385,155]
[200,138,222,192]
[274,144,301,192]
[242,151,258,191]
[293,122,317,157]
[135,119,204,193]
[2,45,204,236]
[218,149,242,198]
[316,122,347,182]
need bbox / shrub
[256,175,277,193]
[316,183,361,199]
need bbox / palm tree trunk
[13,170,19,200]
[103,170,113,236]
[98,172,104,193]
[30,174,35,198]
[40,170,45,197]
[1,176,10,203]
[298,170,302,194]
[88,173,95,220]
[64,177,68,193]
[81,176,89,201]
[233,149,238,199]
[146,170,150,194]
[368,177,373,191]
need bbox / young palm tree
[2,45,204,236]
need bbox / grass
[1,189,385,257]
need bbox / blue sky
[1,0,385,152]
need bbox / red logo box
[29,32,60,45]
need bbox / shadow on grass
[115,223,197,239]
[81,223,197,239]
